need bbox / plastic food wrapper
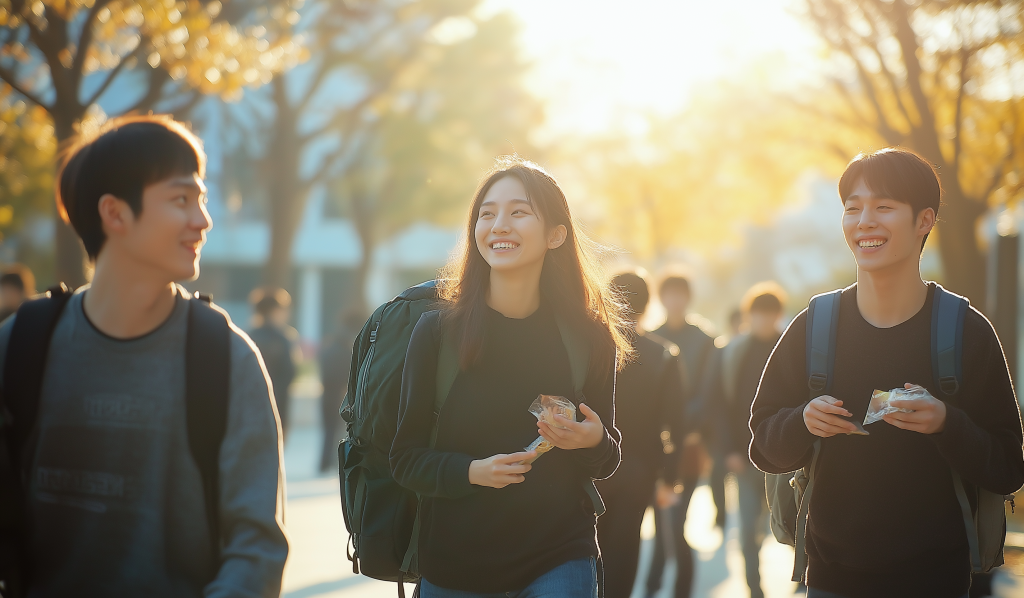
[520,395,575,464]
[864,386,926,426]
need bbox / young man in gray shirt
[0,116,288,597]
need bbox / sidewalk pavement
[280,393,1024,598]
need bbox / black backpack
[338,281,603,596]
[0,285,231,598]
[766,284,1017,583]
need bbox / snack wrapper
[864,386,925,426]
[520,395,575,464]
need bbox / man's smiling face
[842,176,934,273]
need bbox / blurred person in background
[249,287,300,440]
[646,274,719,598]
[706,282,787,598]
[318,307,363,472]
[598,271,689,598]
[0,265,35,322]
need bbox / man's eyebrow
[166,177,206,193]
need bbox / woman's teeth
[859,239,886,248]
[492,242,518,250]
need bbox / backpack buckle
[808,373,827,393]
[938,376,959,395]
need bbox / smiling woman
[389,156,631,597]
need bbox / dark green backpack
[338,281,604,595]
[767,285,1016,583]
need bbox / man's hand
[726,453,748,474]
[538,403,605,450]
[468,451,535,488]
[803,395,858,438]
[883,383,947,434]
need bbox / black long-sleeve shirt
[390,305,620,592]
[609,331,687,481]
[706,333,780,456]
[750,284,1024,597]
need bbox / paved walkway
[279,394,1024,598]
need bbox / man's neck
[856,258,928,328]
[486,266,542,319]
[83,253,178,339]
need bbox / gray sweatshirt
[0,287,289,598]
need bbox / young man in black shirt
[598,272,688,598]
[750,148,1024,597]
[707,282,787,598]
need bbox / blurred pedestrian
[0,115,287,598]
[0,265,35,322]
[751,148,1024,597]
[248,287,300,440]
[391,157,626,597]
[598,271,689,598]
[707,282,787,598]
[318,307,363,472]
[646,274,718,598]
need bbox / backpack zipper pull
[369,321,380,343]
[1007,494,1016,514]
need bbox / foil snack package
[521,395,575,465]
[863,386,925,426]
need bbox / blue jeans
[807,590,967,598]
[736,466,768,598]
[420,558,598,598]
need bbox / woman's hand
[883,383,947,434]
[537,403,605,450]
[468,451,535,488]
[803,395,858,438]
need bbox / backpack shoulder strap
[185,292,231,559]
[931,284,968,396]
[929,285,982,571]
[2,284,73,467]
[792,289,841,583]
[806,290,842,395]
[432,316,458,449]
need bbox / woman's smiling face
[475,176,566,274]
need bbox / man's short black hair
[250,287,292,317]
[613,271,650,318]
[659,275,691,297]
[839,148,941,249]
[0,272,24,291]
[741,281,787,315]
[57,115,206,259]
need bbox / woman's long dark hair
[438,156,632,372]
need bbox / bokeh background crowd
[3,0,1024,596]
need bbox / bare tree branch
[83,44,144,107]
[0,63,50,108]
[71,0,116,89]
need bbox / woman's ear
[548,224,567,250]
[97,193,134,238]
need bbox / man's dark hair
[613,271,650,318]
[0,264,33,294]
[659,275,691,297]
[250,287,292,317]
[57,115,206,259]
[742,281,787,315]
[838,148,941,249]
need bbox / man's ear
[917,207,936,236]
[548,224,567,250]
[97,193,135,238]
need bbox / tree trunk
[53,113,88,289]
[934,185,988,306]
[262,78,306,290]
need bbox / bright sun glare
[480,0,820,138]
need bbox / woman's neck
[486,266,542,319]
[856,258,928,328]
[83,254,178,339]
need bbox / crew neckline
[850,282,935,331]
[79,289,187,343]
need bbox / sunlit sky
[479,0,821,138]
